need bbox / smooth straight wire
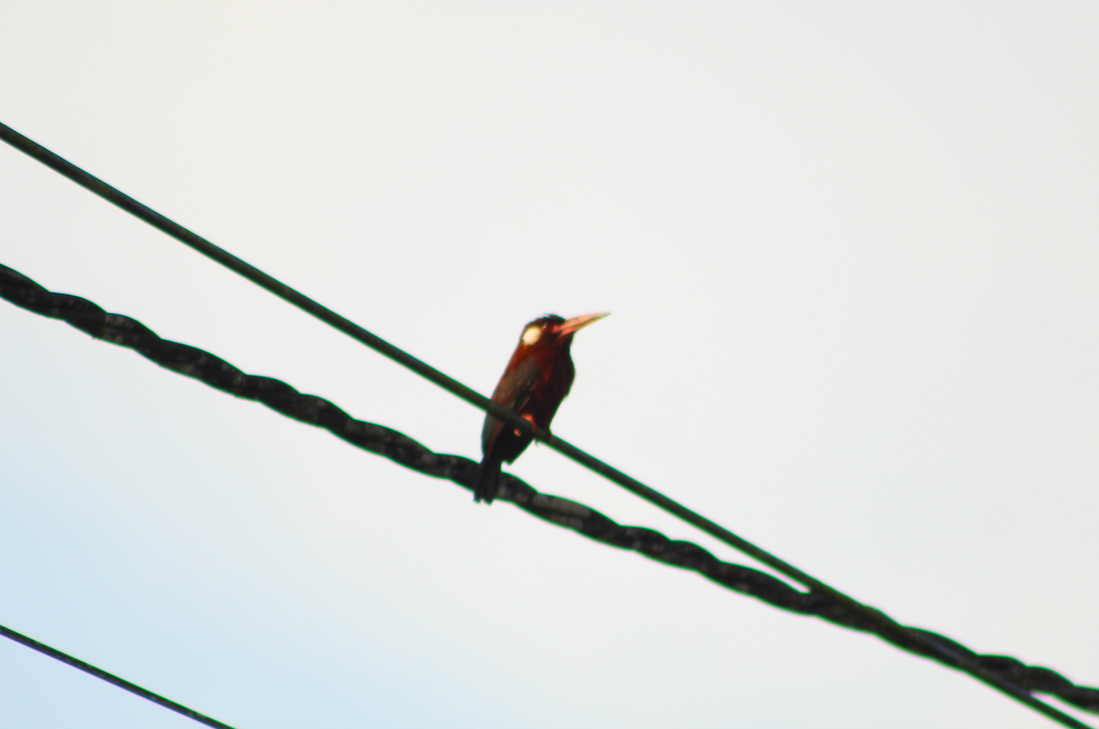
[0,623,236,729]
[548,436,1094,728]
[0,121,1090,729]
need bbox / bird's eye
[521,326,542,345]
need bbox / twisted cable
[1,120,1090,726]
[3,262,1095,719]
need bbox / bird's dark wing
[481,357,543,455]
[493,356,542,409]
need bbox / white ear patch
[521,326,542,345]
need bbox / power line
[0,622,236,729]
[2,119,1084,727]
[2,261,1095,727]
[1,119,1092,728]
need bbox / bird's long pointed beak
[557,312,610,336]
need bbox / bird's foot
[514,413,538,437]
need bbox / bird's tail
[474,456,502,504]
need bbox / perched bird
[475,313,609,503]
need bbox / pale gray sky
[1,3,1097,727]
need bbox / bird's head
[518,312,609,351]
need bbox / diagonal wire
[1,120,1092,728]
[2,262,1096,726]
[0,622,236,729]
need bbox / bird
[475,312,609,503]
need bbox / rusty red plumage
[475,312,608,503]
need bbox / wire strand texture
[0,119,1090,727]
[3,261,1096,722]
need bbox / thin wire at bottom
[0,623,236,729]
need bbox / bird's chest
[495,350,575,415]
[522,356,574,419]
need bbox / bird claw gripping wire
[2,261,1097,718]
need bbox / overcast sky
[1,3,1097,728]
